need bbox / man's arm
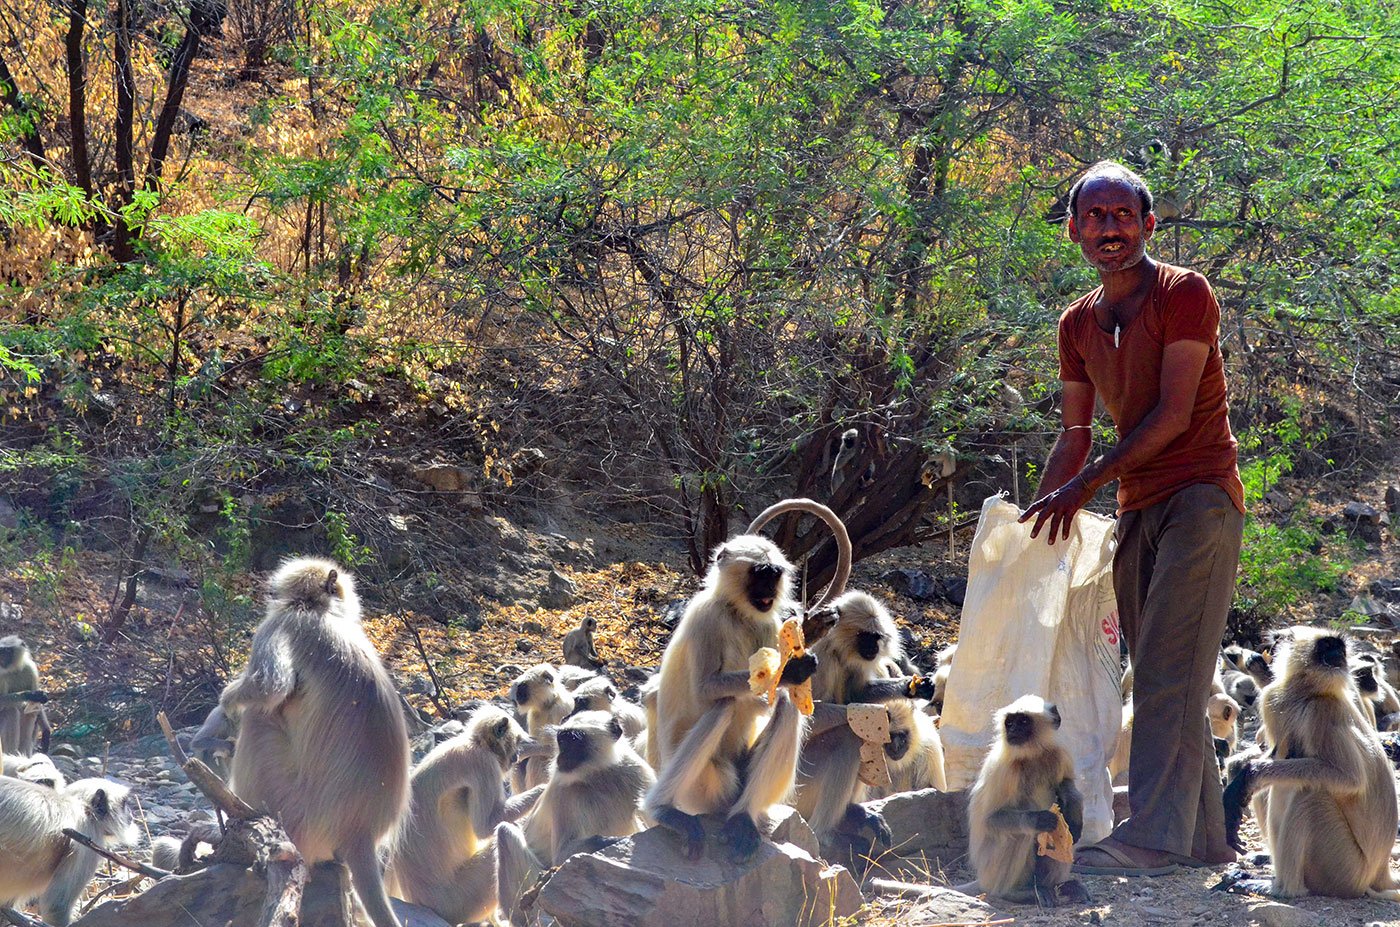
[1032,380,1096,500]
[1021,339,1211,543]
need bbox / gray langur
[568,674,648,743]
[646,498,852,861]
[0,636,47,756]
[1110,692,1241,785]
[796,589,933,844]
[1354,652,1400,729]
[969,695,1089,907]
[0,777,139,926]
[190,703,238,782]
[496,710,655,920]
[931,642,958,715]
[635,674,661,770]
[809,590,934,705]
[1223,627,1400,899]
[1220,667,1259,714]
[220,558,409,927]
[1223,645,1274,688]
[509,663,575,791]
[385,706,543,925]
[830,428,861,492]
[1,752,65,790]
[562,616,606,671]
[868,698,947,797]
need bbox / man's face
[1068,176,1156,273]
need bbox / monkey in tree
[221,558,409,927]
[563,616,606,671]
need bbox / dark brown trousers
[1112,482,1244,863]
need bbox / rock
[1370,579,1400,603]
[661,600,687,626]
[534,818,862,927]
[941,576,968,606]
[1386,485,1400,517]
[1344,501,1381,524]
[837,789,969,869]
[1247,901,1324,927]
[882,569,942,601]
[515,637,535,653]
[1262,489,1293,512]
[541,568,579,609]
[49,743,80,758]
[902,886,998,923]
[144,564,195,587]
[0,602,22,622]
[0,496,18,529]
[483,516,530,553]
[766,804,820,858]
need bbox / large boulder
[74,863,450,927]
[533,815,862,927]
[849,789,970,867]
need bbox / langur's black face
[1246,654,1273,681]
[1313,635,1347,670]
[1003,711,1035,746]
[0,646,13,668]
[513,681,531,705]
[855,631,884,662]
[1354,666,1379,695]
[555,728,591,773]
[885,728,910,761]
[746,563,786,613]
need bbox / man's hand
[1019,474,1094,544]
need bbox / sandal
[1072,840,1179,877]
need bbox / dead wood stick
[257,842,309,927]
[1,908,50,927]
[80,874,148,914]
[62,827,168,879]
[157,711,256,820]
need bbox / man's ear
[1066,216,1081,243]
[1143,210,1157,239]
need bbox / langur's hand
[1031,809,1061,833]
[907,676,936,700]
[21,690,47,704]
[802,606,839,645]
[779,653,817,687]
[1220,760,1255,853]
[1019,474,1094,545]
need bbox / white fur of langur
[568,675,648,743]
[869,699,946,797]
[0,777,139,925]
[220,558,409,927]
[384,706,542,926]
[830,428,861,492]
[635,674,661,771]
[496,711,655,919]
[2,752,65,789]
[0,636,47,756]
[931,643,957,715]
[1220,667,1260,714]
[150,835,182,872]
[646,522,833,859]
[509,663,575,791]
[809,591,933,705]
[562,616,606,671]
[969,696,1088,907]
[190,702,238,782]
[1222,627,1400,899]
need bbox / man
[1020,161,1245,874]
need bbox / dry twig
[61,827,168,879]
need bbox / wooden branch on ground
[256,842,309,927]
[62,828,168,879]
[1,908,50,927]
[157,712,257,821]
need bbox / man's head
[1066,161,1156,274]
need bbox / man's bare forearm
[1032,430,1092,502]
[1078,404,1190,493]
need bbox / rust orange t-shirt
[1058,262,1246,515]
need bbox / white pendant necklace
[1114,324,1121,349]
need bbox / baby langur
[497,711,654,920]
[190,703,238,782]
[385,706,543,926]
[931,643,958,715]
[1222,628,1400,899]
[510,663,576,791]
[562,616,606,671]
[221,558,409,927]
[868,698,947,797]
[969,696,1088,907]
[568,675,648,743]
[0,777,139,926]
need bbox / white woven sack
[940,495,1123,845]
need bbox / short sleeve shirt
[1058,262,1245,515]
